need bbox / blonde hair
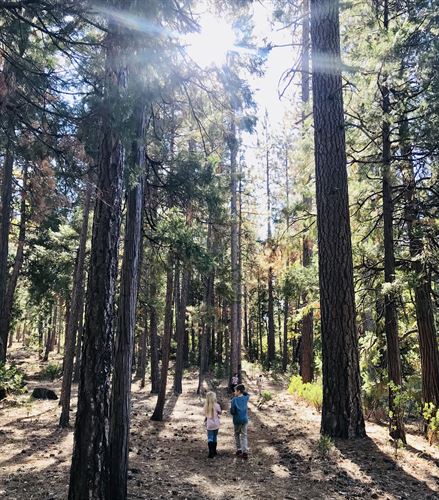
[204,391,217,418]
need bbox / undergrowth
[288,375,322,411]
[0,363,26,396]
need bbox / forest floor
[1,346,439,499]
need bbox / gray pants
[234,423,248,452]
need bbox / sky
[185,2,297,129]
[184,1,299,239]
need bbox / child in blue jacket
[230,384,250,459]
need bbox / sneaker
[236,450,242,457]
[242,452,248,460]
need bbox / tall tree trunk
[38,317,44,360]
[72,296,84,384]
[0,122,15,362]
[399,117,439,409]
[243,284,249,354]
[137,317,148,387]
[282,146,290,373]
[43,307,53,362]
[257,275,263,361]
[68,20,128,499]
[217,301,224,365]
[0,160,27,361]
[380,0,405,443]
[149,277,160,394]
[301,236,314,383]
[310,0,365,438]
[174,265,190,394]
[282,297,289,371]
[229,114,240,379]
[109,103,145,498]
[198,225,214,393]
[265,117,276,366]
[60,182,92,427]
[191,321,195,357]
[151,254,174,421]
[267,267,276,365]
[300,0,314,382]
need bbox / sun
[183,14,236,68]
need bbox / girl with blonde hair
[204,391,221,458]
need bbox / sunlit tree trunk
[68,18,128,498]
[310,0,365,438]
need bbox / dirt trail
[1,350,439,499]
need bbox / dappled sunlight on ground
[1,345,439,499]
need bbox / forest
[0,0,439,499]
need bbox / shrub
[41,362,62,381]
[423,402,439,445]
[288,375,323,411]
[0,363,26,397]
[260,390,272,402]
[317,434,334,458]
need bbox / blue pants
[207,429,218,443]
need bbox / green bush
[260,390,272,402]
[317,434,334,458]
[41,362,62,381]
[288,375,323,411]
[423,402,439,445]
[0,363,26,396]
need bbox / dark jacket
[230,392,249,425]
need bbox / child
[230,383,250,459]
[204,391,221,458]
[230,372,239,393]
[256,374,263,396]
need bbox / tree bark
[299,0,314,382]
[243,284,249,354]
[174,265,190,394]
[149,277,160,394]
[267,266,276,365]
[399,117,439,409]
[68,20,128,499]
[0,140,14,359]
[59,182,92,427]
[301,236,314,383]
[265,116,276,367]
[72,296,84,384]
[0,159,27,362]
[282,297,289,371]
[198,226,214,393]
[109,103,145,499]
[380,0,405,442]
[228,113,240,379]
[310,0,365,438]
[151,253,174,421]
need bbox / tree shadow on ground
[223,377,439,499]
[334,435,438,498]
[404,442,439,468]
[0,421,70,469]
